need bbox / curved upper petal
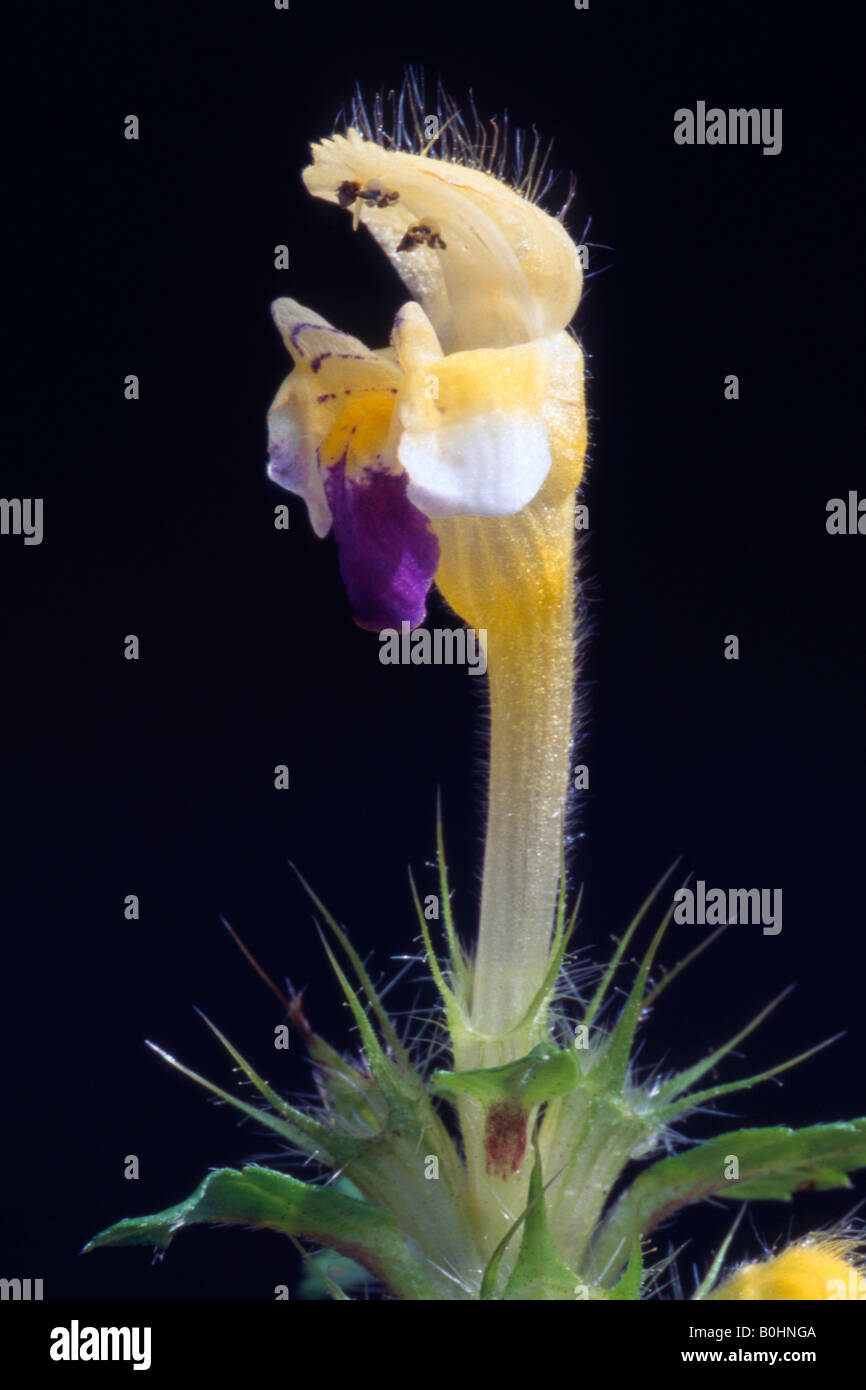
[302,130,583,354]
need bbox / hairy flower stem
[435,483,577,1047]
[434,491,577,1260]
[471,596,575,1038]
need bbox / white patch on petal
[394,334,560,518]
[400,412,552,519]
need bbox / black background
[2,1,863,1302]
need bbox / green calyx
[85,850,866,1300]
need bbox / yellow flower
[267,99,590,1172]
[710,1236,866,1300]
[267,122,587,638]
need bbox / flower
[709,1236,866,1300]
[266,106,591,1051]
[266,125,587,635]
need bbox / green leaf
[84,1165,454,1301]
[435,797,470,1000]
[582,864,679,1032]
[291,865,411,1064]
[292,1177,375,1299]
[652,989,794,1105]
[315,933,418,1123]
[590,1119,866,1283]
[409,869,463,1023]
[502,1145,580,1300]
[607,1238,643,1300]
[692,1208,746,1301]
[144,1040,365,1168]
[639,925,729,1012]
[431,1044,580,1110]
[506,875,582,1040]
[661,1034,839,1126]
[598,909,672,1088]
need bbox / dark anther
[357,182,401,209]
[397,221,447,252]
[337,180,362,208]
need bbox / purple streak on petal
[323,462,440,632]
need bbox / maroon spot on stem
[316,392,337,403]
[484,1101,528,1180]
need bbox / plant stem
[434,485,577,1044]
[433,501,576,1263]
[470,590,575,1036]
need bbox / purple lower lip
[323,461,440,631]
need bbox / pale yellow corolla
[267,126,588,639]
